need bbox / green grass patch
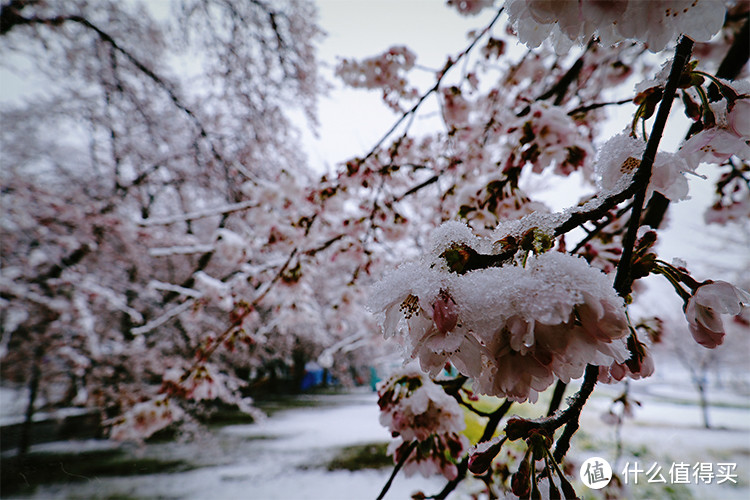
[324,442,392,471]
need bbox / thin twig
[376,440,418,500]
[360,8,504,163]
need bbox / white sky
[304,1,499,169]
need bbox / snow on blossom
[455,250,630,401]
[370,221,630,402]
[506,0,725,53]
[109,397,184,442]
[193,271,234,311]
[595,133,693,202]
[684,280,750,348]
[508,102,595,176]
[377,364,466,442]
[213,228,246,265]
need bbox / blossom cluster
[370,221,631,402]
[377,365,468,479]
[335,46,419,110]
[109,397,184,442]
[506,0,726,52]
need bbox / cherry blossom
[109,397,184,442]
[506,0,726,52]
[684,280,750,348]
[371,221,631,402]
[680,97,750,167]
[377,365,465,442]
[389,433,469,480]
[599,336,655,383]
[508,102,595,176]
[596,132,693,202]
[335,46,418,110]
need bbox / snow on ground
[6,354,750,500]
[8,391,445,500]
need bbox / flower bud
[505,417,542,441]
[511,455,532,498]
[468,436,505,475]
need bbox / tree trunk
[695,377,711,429]
[18,345,44,457]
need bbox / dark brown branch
[613,36,693,297]
[430,400,513,500]
[551,365,598,462]
[537,40,592,105]
[376,440,418,500]
[648,18,750,228]
[396,175,439,201]
[546,380,567,417]
[567,98,632,116]
[708,17,749,100]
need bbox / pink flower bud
[468,436,505,475]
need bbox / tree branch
[613,36,693,297]
[376,440,418,500]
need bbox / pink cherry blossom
[371,222,630,403]
[507,0,725,52]
[109,397,184,442]
[684,281,750,348]
[596,133,693,202]
[389,433,469,480]
[376,365,465,442]
[681,97,750,171]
